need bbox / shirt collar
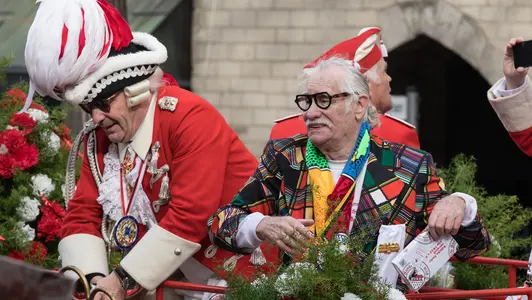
[118,93,157,162]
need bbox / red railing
[155,256,531,300]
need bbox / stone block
[256,44,290,60]
[291,11,319,28]
[246,126,274,141]
[267,94,292,108]
[507,7,532,22]
[460,6,480,19]
[231,11,257,27]
[246,29,276,42]
[205,78,233,92]
[289,44,326,60]
[277,29,306,43]
[346,10,378,27]
[195,10,231,27]
[253,108,282,125]
[257,11,291,27]
[284,79,301,94]
[480,6,505,21]
[221,93,242,107]
[229,44,256,61]
[222,28,249,42]
[229,108,254,125]
[453,17,487,68]
[243,93,268,107]
[421,0,463,50]
[222,0,250,9]
[379,5,412,51]
[304,29,326,43]
[241,62,272,77]
[362,0,395,9]
[260,79,286,93]
[217,62,241,76]
[271,62,302,77]
[231,78,261,92]
[198,92,222,106]
[274,0,305,8]
[250,0,274,9]
[318,10,347,27]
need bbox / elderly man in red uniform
[22,1,257,299]
[488,37,532,156]
[270,27,420,149]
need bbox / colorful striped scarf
[306,121,371,238]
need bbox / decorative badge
[158,96,178,112]
[112,216,140,250]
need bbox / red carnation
[37,200,66,242]
[25,241,48,265]
[9,112,36,135]
[8,250,25,261]
[6,88,27,101]
[0,129,39,178]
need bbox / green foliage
[225,227,390,300]
[439,154,532,289]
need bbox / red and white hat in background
[304,27,388,73]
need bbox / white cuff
[494,77,528,98]
[235,212,265,250]
[120,225,201,290]
[451,192,478,227]
[58,234,109,280]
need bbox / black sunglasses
[294,92,351,111]
[79,93,121,114]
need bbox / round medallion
[112,216,139,250]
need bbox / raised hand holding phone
[506,37,530,89]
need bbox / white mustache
[306,119,332,128]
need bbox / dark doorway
[387,34,532,208]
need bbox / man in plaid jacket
[206,32,490,294]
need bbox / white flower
[31,174,55,197]
[5,125,16,131]
[26,108,49,123]
[274,262,317,296]
[18,222,35,241]
[0,144,7,155]
[16,196,41,222]
[341,293,363,300]
[388,288,407,300]
[40,132,61,154]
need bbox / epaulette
[383,113,416,129]
[274,112,303,123]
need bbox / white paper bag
[375,224,406,286]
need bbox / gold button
[174,248,182,256]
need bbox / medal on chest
[112,148,147,250]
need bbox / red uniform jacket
[488,77,532,157]
[59,86,258,290]
[269,113,420,149]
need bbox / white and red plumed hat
[304,27,388,73]
[22,0,168,111]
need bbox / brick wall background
[191,0,532,157]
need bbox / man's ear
[355,94,369,120]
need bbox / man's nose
[304,105,322,120]
[91,109,105,124]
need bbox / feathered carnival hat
[304,27,388,73]
[21,0,168,112]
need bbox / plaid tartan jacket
[209,134,490,268]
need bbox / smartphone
[513,40,532,68]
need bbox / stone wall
[191,0,532,157]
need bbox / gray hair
[297,57,380,128]
[147,67,165,93]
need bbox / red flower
[25,241,48,265]
[8,250,24,261]
[6,88,27,101]
[9,112,36,135]
[0,129,39,179]
[37,200,66,242]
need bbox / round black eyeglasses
[294,92,351,111]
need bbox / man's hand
[504,37,529,89]
[92,272,125,300]
[256,216,314,255]
[428,195,467,240]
